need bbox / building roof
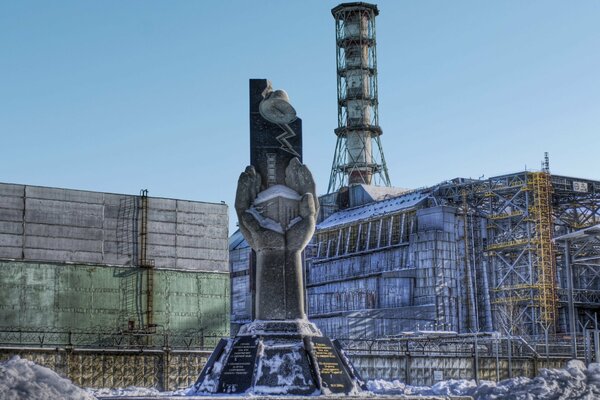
[317,190,428,230]
[331,2,379,16]
[229,229,250,251]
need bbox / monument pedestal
[193,320,364,396]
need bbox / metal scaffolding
[529,172,558,330]
[556,225,600,347]
[139,189,156,332]
[328,2,391,192]
[434,172,600,339]
[481,173,541,336]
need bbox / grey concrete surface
[0,182,228,272]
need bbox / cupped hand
[234,159,319,252]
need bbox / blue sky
[1,1,599,233]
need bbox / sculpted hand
[234,159,319,252]
[284,158,318,251]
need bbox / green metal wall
[0,260,229,337]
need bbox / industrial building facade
[0,182,230,345]
[231,171,600,345]
[229,2,600,354]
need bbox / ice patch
[0,356,96,400]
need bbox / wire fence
[0,328,222,351]
[337,332,596,359]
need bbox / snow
[253,342,312,395]
[6,353,600,399]
[0,356,96,400]
[237,319,322,337]
[360,184,410,201]
[192,338,233,394]
[398,330,459,337]
[87,386,191,397]
[254,184,301,203]
[317,191,427,230]
[245,207,286,233]
[368,360,600,399]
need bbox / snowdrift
[0,356,96,400]
[368,360,600,399]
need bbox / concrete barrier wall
[0,347,209,391]
[348,353,569,386]
[0,347,570,391]
[0,183,228,272]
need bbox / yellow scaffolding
[529,172,558,330]
[486,238,531,251]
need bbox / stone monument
[193,79,364,396]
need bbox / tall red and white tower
[328,2,391,193]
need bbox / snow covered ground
[88,386,191,398]
[368,360,600,399]
[3,355,600,399]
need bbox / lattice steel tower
[328,2,391,193]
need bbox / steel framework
[529,172,557,329]
[476,173,550,337]
[328,2,390,192]
[434,172,575,337]
[557,226,600,334]
[552,175,600,230]
[433,172,600,339]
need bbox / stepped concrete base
[192,320,365,396]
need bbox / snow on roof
[317,191,428,230]
[359,184,410,201]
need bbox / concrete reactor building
[230,2,600,356]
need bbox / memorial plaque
[218,336,259,394]
[255,344,317,395]
[311,336,353,394]
[333,338,365,387]
[194,338,229,388]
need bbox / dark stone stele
[255,338,317,396]
[219,336,259,394]
[308,336,356,394]
[250,78,302,190]
[193,338,228,391]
